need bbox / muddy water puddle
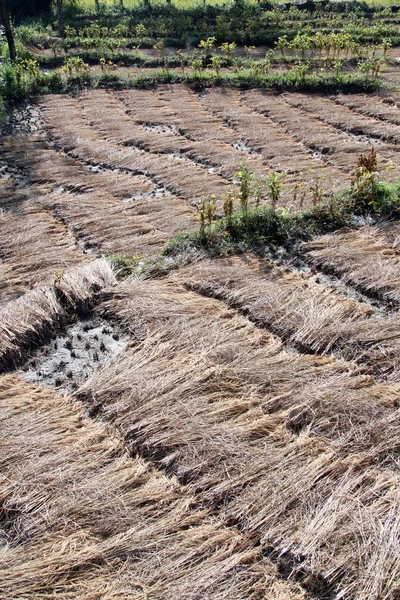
[21,315,127,394]
[1,103,45,137]
[231,140,253,153]
[0,161,29,187]
[140,123,179,135]
[122,185,172,202]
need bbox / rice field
[2,83,400,599]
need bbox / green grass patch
[120,152,400,277]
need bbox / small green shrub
[167,152,400,261]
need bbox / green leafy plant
[153,39,165,60]
[62,56,89,77]
[197,195,217,239]
[199,36,216,56]
[190,58,203,75]
[210,55,222,77]
[234,164,254,216]
[219,41,236,61]
[223,191,235,228]
[266,171,286,213]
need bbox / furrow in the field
[302,224,400,306]
[0,375,305,600]
[198,88,345,208]
[173,254,400,380]
[78,88,237,193]
[40,95,230,206]
[300,224,400,378]
[1,135,155,201]
[0,202,87,305]
[0,135,189,279]
[0,172,26,211]
[120,86,238,144]
[79,89,198,155]
[46,186,196,257]
[381,71,400,106]
[243,90,399,176]
[283,93,400,146]
[118,86,267,179]
[2,136,195,258]
[333,93,400,127]
[78,276,400,599]
[170,254,371,351]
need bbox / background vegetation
[0,0,399,121]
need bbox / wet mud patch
[231,140,253,153]
[0,159,30,188]
[140,122,179,135]
[121,185,172,203]
[21,315,127,394]
[1,102,45,137]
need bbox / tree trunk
[119,0,124,9]
[0,0,16,62]
[94,0,100,11]
[56,0,64,39]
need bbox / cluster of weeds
[162,152,400,261]
[102,151,400,280]
[0,57,64,102]
[338,148,400,215]
[107,252,142,278]
[91,69,380,94]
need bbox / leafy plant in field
[234,164,254,216]
[309,174,326,208]
[380,38,392,57]
[176,49,186,72]
[99,57,116,72]
[135,23,147,42]
[64,25,76,38]
[199,36,216,56]
[50,41,63,58]
[231,58,243,74]
[313,31,326,57]
[348,148,382,212]
[197,195,216,238]
[292,182,306,211]
[358,57,383,79]
[251,58,271,77]
[108,252,142,278]
[62,56,89,77]
[220,41,236,61]
[223,191,234,228]
[113,23,129,38]
[190,58,202,74]
[332,58,344,78]
[153,39,165,59]
[275,35,289,63]
[266,171,286,213]
[290,33,311,60]
[210,55,222,77]
[291,61,310,85]
[244,45,255,61]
